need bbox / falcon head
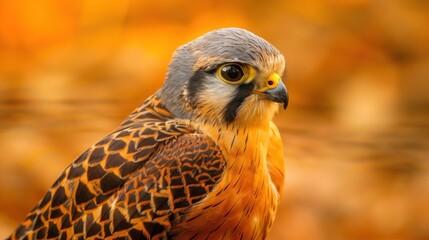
[159,28,288,127]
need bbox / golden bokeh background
[0,0,428,239]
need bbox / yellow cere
[258,72,281,92]
[267,73,281,88]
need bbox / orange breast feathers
[171,120,285,239]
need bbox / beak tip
[282,96,289,110]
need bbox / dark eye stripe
[204,65,218,74]
[188,69,254,124]
[223,82,255,123]
[187,71,206,109]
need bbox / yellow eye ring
[217,64,244,83]
[216,63,256,84]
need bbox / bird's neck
[217,122,267,147]
[199,121,273,178]
[192,121,280,238]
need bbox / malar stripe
[223,82,254,123]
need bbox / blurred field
[0,0,428,239]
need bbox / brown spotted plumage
[8,28,288,239]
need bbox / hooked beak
[264,81,288,109]
[257,73,289,109]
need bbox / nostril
[267,80,274,86]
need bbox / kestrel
[8,27,288,239]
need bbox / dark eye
[220,64,244,82]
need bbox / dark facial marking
[188,69,255,123]
[187,71,207,109]
[224,82,255,123]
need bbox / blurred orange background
[0,0,428,239]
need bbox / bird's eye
[219,64,244,83]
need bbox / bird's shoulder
[109,133,226,238]
[9,94,227,239]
